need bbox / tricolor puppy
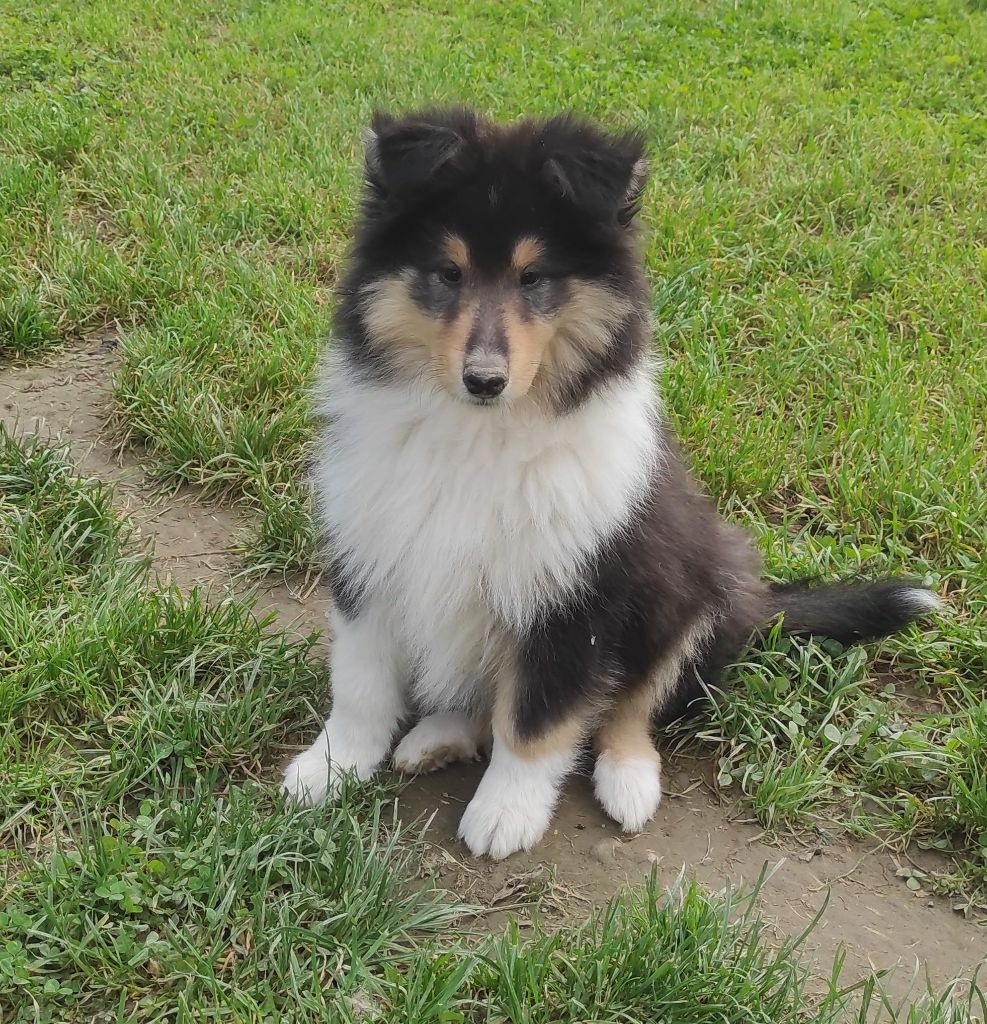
[283,108,940,859]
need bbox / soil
[2,340,983,1004]
[0,335,322,636]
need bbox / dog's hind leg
[282,601,406,805]
[392,712,490,774]
[593,687,663,833]
[594,615,719,832]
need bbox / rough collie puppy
[283,108,940,859]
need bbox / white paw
[282,727,385,805]
[458,753,561,856]
[457,737,571,859]
[458,774,555,859]
[593,754,662,833]
[282,744,337,806]
[392,713,483,775]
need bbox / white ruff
[313,357,662,711]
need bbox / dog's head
[337,108,650,409]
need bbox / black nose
[463,371,507,398]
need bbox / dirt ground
[2,339,983,1004]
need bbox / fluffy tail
[766,577,942,645]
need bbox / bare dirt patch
[0,337,326,638]
[2,341,982,1003]
[403,764,985,1001]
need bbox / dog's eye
[439,264,463,285]
[519,268,541,288]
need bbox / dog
[282,108,940,859]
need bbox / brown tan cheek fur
[500,280,636,404]
[501,304,557,397]
[543,281,633,379]
[362,276,476,387]
[363,262,633,406]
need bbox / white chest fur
[313,359,661,709]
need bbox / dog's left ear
[542,125,648,227]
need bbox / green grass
[2,0,987,1009]
[693,626,987,907]
[7,0,980,892]
[0,426,455,1019]
[0,428,326,827]
[6,428,984,1021]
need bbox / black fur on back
[513,416,940,739]
[514,430,766,739]
[512,438,940,738]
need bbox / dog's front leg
[457,723,581,859]
[283,601,405,805]
[457,658,590,859]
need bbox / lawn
[1,425,983,1021]
[2,0,986,1018]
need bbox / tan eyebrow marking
[511,236,544,272]
[442,234,471,270]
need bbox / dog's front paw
[283,722,391,805]
[282,744,340,806]
[593,753,662,833]
[457,778,554,859]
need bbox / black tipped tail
[766,578,942,645]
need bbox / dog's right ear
[364,111,466,199]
